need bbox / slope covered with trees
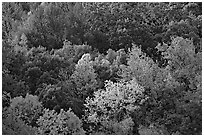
[2,2,202,135]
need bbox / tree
[37,108,85,135]
[156,37,201,134]
[5,94,43,126]
[84,78,148,134]
[71,53,98,100]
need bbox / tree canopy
[2,2,202,135]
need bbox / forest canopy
[2,2,202,135]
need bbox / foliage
[37,82,84,118]
[3,71,29,97]
[71,53,98,99]
[2,91,11,108]
[22,45,70,93]
[2,108,37,135]
[119,37,202,134]
[37,108,85,135]
[83,3,157,53]
[92,54,112,88]
[121,44,179,92]
[84,78,148,134]
[138,124,169,135]
[83,2,202,65]
[2,2,202,135]
[17,2,87,49]
[2,2,28,39]
[155,37,202,134]
[2,40,29,97]
[2,94,41,135]
[123,45,156,88]
[6,94,43,126]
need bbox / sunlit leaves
[84,78,147,134]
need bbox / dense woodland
[2,2,202,135]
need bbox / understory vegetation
[2,2,202,135]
